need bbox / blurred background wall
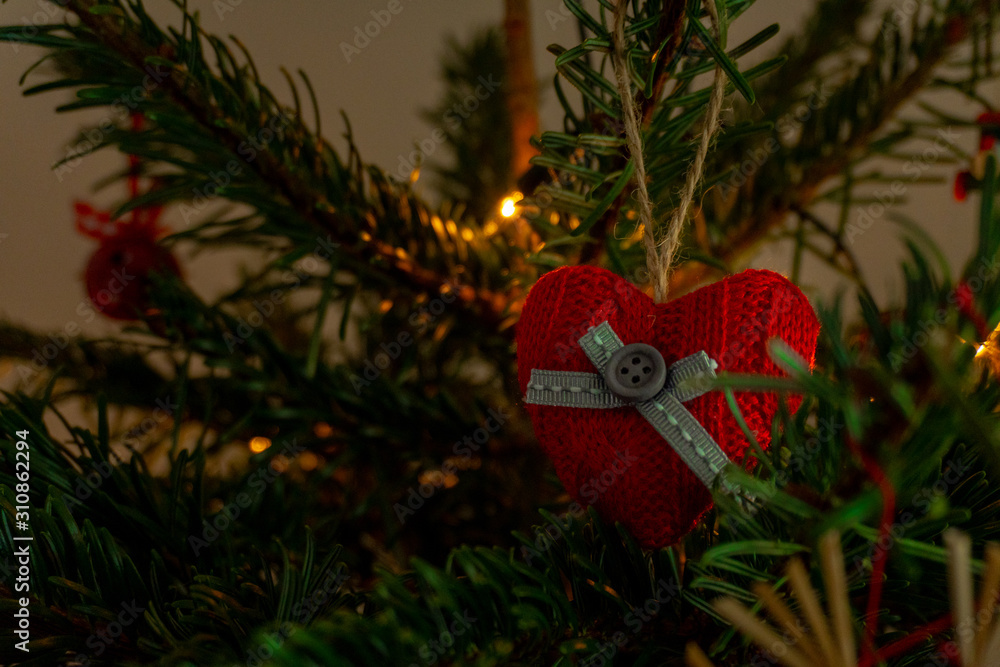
[0,0,989,336]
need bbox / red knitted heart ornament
[516,265,820,548]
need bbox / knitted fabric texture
[516,265,821,548]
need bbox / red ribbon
[74,112,166,243]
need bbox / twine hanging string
[611,0,727,302]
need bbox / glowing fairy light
[500,191,523,218]
[249,436,272,453]
[299,451,320,471]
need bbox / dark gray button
[603,343,667,401]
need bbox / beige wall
[0,1,990,335]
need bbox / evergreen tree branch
[60,0,512,328]
[670,2,980,295]
[791,204,868,289]
[3,2,1000,664]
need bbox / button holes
[631,357,640,364]
[642,366,651,374]
[620,367,628,374]
[631,375,640,384]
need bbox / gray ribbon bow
[526,321,746,497]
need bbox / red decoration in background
[953,111,998,203]
[845,436,897,664]
[75,114,181,321]
[954,280,989,341]
[953,170,977,202]
[516,266,820,548]
[977,111,1000,151]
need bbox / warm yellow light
[299,451,320,471]
[313,422,333,438]
[501,191,523,218]
[418,469,459,489]
[249,436,272,453]
[418,470,442,486]
[977,343,987,357]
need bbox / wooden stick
[819,531,857,667]
[714,597,814,667]
[787,558,838,665]
[978,616,1000,667]
[946,529,976,666]
[503,0,540,180]
[752,581,825,664]
[975,543,1000,661]
[685,642,717,667]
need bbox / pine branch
[791,204,868,289]
[3,3,1000,665]
[670,3,979,295]
[61,0,512,329]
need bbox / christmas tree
[1,0,1000,665]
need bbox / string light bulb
[500,191,523,218]
[249,436,272,453]
[299,451,320,471]
[973,320,1000,375]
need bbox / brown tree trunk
[503,0,540,185]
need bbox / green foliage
[0,390,347,665]
[0,0,999,665]
[530,0,787,270]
